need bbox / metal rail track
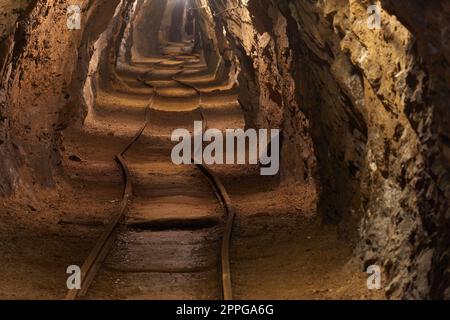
[65,84,155,300]
[172,71,235,300]
[65,56,235,300]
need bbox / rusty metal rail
[65,85,155,300]
[173,71,235,300]
[66,53,235,300]
[194,152,236,301]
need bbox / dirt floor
[230,184,384,300]
[0,180,385,300]
[0,37,385,300]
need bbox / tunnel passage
[169,0,187,42]
[0,0,449,300]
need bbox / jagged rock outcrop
[0,0,448,299]
[0,0,127,198]
[203,0,450,299]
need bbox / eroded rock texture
[204,0,450,299]
[0,0,449,299]
[0,0,129,197]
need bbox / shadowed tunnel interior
[0,0,449,300]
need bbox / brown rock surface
[0,0,448,300]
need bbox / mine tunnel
[0,0,449,301]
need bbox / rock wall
[1,0,79,198]
[0,0,125,200]
[130,0,167,60]
[0,0,448,299]
[205,0,450,299]
[205,0,316,184]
